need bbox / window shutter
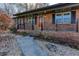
[23,18,25,29]
[35,16,37,25]
[52,14,55,24]
[32,17,34,30]
[71,11,76,24]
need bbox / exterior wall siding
[44,13,55,31]
[34,16,40,31]
[76,9,79,20]
[56,24,76,31]
[25,17,32,30]
[76,9,79,32]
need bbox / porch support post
[76,19,78,32]
[15,18,17,29]
[23,17,25,30]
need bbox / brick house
[13,3,79,32]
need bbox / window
[64,13,70,15]
[56,14,62,16]
[55,13,63,24]
[28,17,32,24]
[63,12,71,24]
[55,12,71,24]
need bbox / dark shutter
[20,19,21,29]
[52,14,55,24]
[71,11,76,24]
[23,19,25,29]
[35,16,37,25]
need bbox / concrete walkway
[16,36,48,56]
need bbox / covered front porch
[13,4,79,32]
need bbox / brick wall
[32,31,79,49]
[76,9,79,32]
[43,13,55,31]
[44,22,56,31]
[56,24,76,31]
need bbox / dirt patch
[0,33,21,56]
